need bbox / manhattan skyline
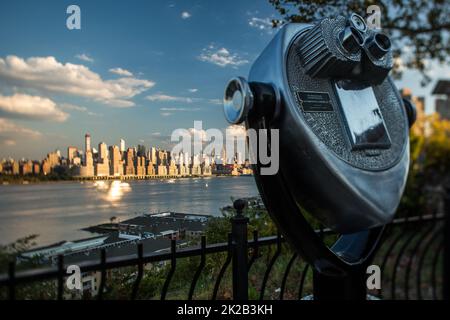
[0,0,448,160]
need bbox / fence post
[444,183,450,300]
[231,199,249,300]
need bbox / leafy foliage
[399,114,450,215]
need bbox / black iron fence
[0,188,449,300]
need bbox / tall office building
[120,139,126,153]
[136,156,146,175]
[96,142,109,176]
[151,147,157,165]
[85,133,91,153]
[168,159,178,176]
[79,150,94,176]
[98,142,108,162]
[67,146,78,164]
[158,150,168,165]
[125,148,136,175]
[110,145,123,176]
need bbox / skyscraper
[110,145,123,176]
[85,133,91,153]
[96,142,109,176]
[98,142,108,162]
[151,147,157,165]
[120,139,125,153]
[67,146,78,164]
[125,148,136,175]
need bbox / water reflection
[0,177,258,246]
[93,180,131,203]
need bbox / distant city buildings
[400,88,427,136]
[0,132,253,178]
[432,80,450,120]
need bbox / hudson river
[0,176,258,246]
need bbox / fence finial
[233,199,247,217]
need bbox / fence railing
[0,190,448,300]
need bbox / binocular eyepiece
[299,13,393,84]
[338,13,390,58]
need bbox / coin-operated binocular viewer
[223,13,416,300]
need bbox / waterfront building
[95,162,109,176]
[95,142,109,176]
[79,150,94,176]
[11,161,19,175]
[168,159,178,176]
[20,160,33,175]
[202,165,212,176]
[146,162,156,175]
[179,164,189,176]
[40,151,61,175]
[33,162,40,175]
[183,152,190,167]
[158,150,168,165]
[41,160,50,175]
[191,164,201,176]
[231,166,240,176]
[136,156,146,175]
[157,164,167,176]
[67,146,78,165]
[124,148,136,175]
[110,145,123,176]
[46,151,61,168]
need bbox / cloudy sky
[0,0,447,160]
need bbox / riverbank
[0,173,244,185]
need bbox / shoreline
[0,174,253,185]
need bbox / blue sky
[0,0,447,160]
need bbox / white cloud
[146,94,193,103]
[160,107,201,112]
[0,55,155,107]
[60,103,102,117]
[75,53,94,63]
[160,112,172,117]
[208,98,222,105]
[109,67,133,77]
[60,103,87,112]
[147,93,221,107]
[0,93,69,122]
[248,17,274,33]
[181,11,191,19]
[188,88,198,93]
[0,118,42,144]
[198,45,249,68]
